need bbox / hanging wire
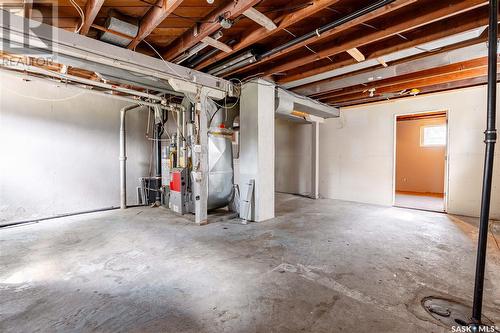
[69,0,85,33]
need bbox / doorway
[394,111,448,212]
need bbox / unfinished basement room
[1,0,500,332]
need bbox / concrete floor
[395,191,445,212]
[1,193,499,333]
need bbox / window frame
[420,124,447,147]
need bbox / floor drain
[421,296,496,331]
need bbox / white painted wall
[275,118,312,196]
[0,73,151,223]
[318,84,500,219]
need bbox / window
[421,125,446,147]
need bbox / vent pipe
[470,0,497,328]
[258,0,396,60]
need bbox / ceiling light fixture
[219,16,234,29]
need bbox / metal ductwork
[207,129,235,210]
[173,31,224,64]
[275,87,339,120]
[204,0,395,76]
[207,50,257,76]
[100,16,139,47]
[186,39,237,68]
[258,0,395,60]
[206,99,237,209]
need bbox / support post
[471,0,497,327]
[239,79,275,221]
[193,88,209,225]
[311,121,320,199]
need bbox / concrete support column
[239,79,275,222]
[193,89,209,225]
[311,121,320,199]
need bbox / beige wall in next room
[395,117,446,194]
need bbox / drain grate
[421,297,496,331]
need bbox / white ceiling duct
[275,87,339,120]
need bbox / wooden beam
[128,0,184,50]
[305,36,490,98]
[91,24,135,40]
[194,0,344,70]
[324,66,490,104]
[23,0,32,19]
[247,0,487,78]
[346,48,365,62]
[163,0,261,61]
[242,7,277,31]
[202,36,232,53]
[80,0,105,36]
[283,9,490,84]
[336,75,497,107]
[223,0,417,76]
[318,57,489,101]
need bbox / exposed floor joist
[23,0,32,19]
[223,0,416,77]
[286,9,491,87]
[127,0,184,50]
[322,57,493,104]
[80,0,105,36]
[162,0,262,61]
[194,0,344,70]
[238,0,487,79]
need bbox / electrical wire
[211,77,241,109]
[69,0,85,33]
[141,39,186,81]
[139,37,237,108]
[2,85,87,101]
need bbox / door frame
[392,109,450,212]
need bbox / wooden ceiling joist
[127,0,184,50]
[318,57,489,101]
[324,65,493,104]
[250,0,487,78]
[80,0,105,36]
[337,75,496,107]
[222,0,416,77]
[282,4,490,84]
[194,0,344,70]
[23,0,32,19]
[162,0,262,61]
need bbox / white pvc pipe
[120,104,142,209]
